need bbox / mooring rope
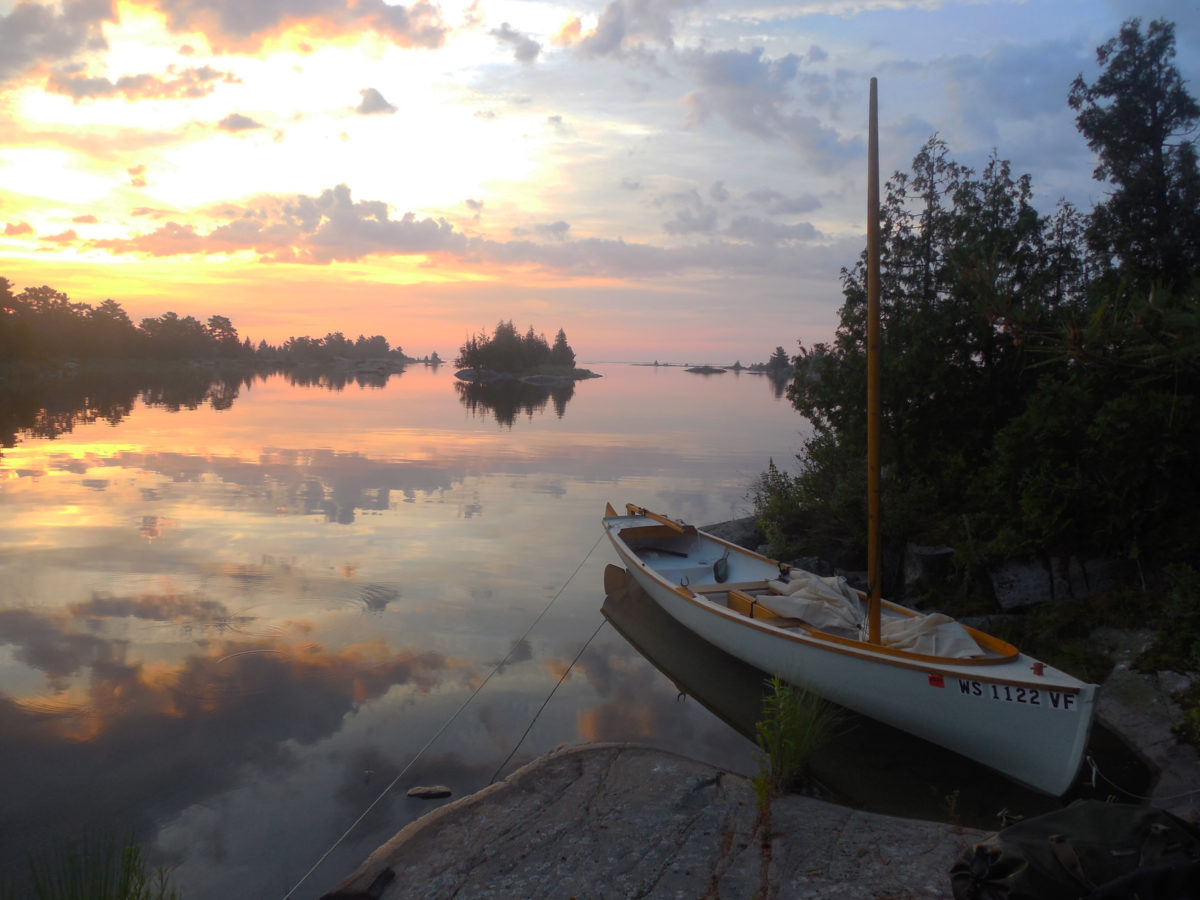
[1086,753,1200,803]
[281,531,606,899]
[489,616,608,784]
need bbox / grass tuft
[751,676,845,811]
[3,837,180,900]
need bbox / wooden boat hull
[603,506,1096,796]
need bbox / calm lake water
[0,362,810,898]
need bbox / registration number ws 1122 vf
[956,679,1078,710]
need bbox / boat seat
[728,589,800,625]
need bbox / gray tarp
[767,571,983,658]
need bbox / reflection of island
[454,376,577,427]
[0,364,411,455]
[0,368,257,450]
[600,565,1146,824]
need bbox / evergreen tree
[1069,18,1200,291]
[550,328,575,367]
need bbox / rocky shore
[322,743,982,900]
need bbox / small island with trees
[454,320,598,384]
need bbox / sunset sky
[1,0,1194,363]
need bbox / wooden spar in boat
[866,78,883,645]
[625,503,694,535]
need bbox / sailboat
[601,81,1097,796]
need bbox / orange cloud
[552,17,582,47]
[40,229,78,244]
[129,0,448,54]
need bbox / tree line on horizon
[0,277,416,366]
[756,17,1200,595]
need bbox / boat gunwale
[605,514,1085,692]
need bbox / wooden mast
[866,78,882,644]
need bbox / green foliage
[550,327,575,368]
[763,19,1200,594]
[1136,565,1200,674]
[6,837,180,900]
[752,676,844,808]
[277,331,403,364]
[0,274,413,367]
[455,320,576,372]
[1069,18,1200,292]
[988,583,1146,682]
[749,460,809,559]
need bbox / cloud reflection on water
[0,364,804,897]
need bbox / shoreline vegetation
[0,274,446,383]
[748,18,1200,748]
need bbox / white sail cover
[767,571,983,658]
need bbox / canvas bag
[950,799,1200,900]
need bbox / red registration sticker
[928,674,945,688]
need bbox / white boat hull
[604,508,1096,796]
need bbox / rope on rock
[281,531,606,899]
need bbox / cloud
[4,222,34,236]
[490,22,540,64]
[552,16,581,47]
[69,591,241,625]
[86,183,839,276]
[0,0,114,86]
[218,112,265,132]
[72,214,99,224]
[663,205,717,235]
[40,229,78,243]
[943,39,1088,143]
[657,187,718,235]
[128,163,146,187]
[513,221,571,240]
[546,114,572,135]
[0,599,470,882]
[0,607,113,681]
[680,46,863,171]
[726,216,819,245]
[148,0,447,52]
[44,64,240,101]
[575,0,702,60]
[745,188,821,215]
[356,87,397,115]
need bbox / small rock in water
[407,785,452,799]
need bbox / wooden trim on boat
[691,590,1081,690]
[693,580,772,594]
[625,504,696,535]
[608,507,1053,684]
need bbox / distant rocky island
[454,367,600,384]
